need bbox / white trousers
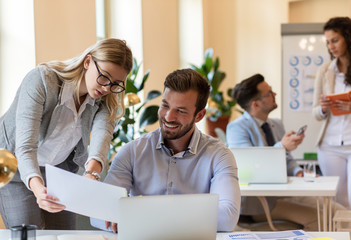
[318,143,351,209]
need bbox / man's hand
[105,221,118,233]
[281,130,304,152]
[29,176,66,213]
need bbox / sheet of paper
[46,164,127,223]
[223,230,313,240]
[36,235,106,240]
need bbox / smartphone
[296,125,307,136]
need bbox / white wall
[0,0,36,115]
[234,0,289,119]
[107,0,143,63]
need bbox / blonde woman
[0,38,132,229]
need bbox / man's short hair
[232,74,264,111]
[164,69,210,115]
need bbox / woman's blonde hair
[42,38,133,121]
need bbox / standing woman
[312,17,351,208]
[0,38,133,229]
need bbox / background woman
[312,17,351,208]
[0,38,133,229]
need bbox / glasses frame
[256,90,274,101]
[93,60,125,93]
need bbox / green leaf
[126,78,138,93]
[145,90,162,101]
[210,71,226,94]
[118,130,131,143]
[130,58,141,81]
[139,105,159,128]
[138,69,150,91]
[228,100,237,107]
[213,57,220,72]
[226,88,233,98]
[204,57,213,73]
[135,90,162,113]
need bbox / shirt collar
[61,83,95,107]
[156,126,201,156]
[254,117,265,127]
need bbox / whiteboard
[281,23,329,159]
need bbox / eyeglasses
[256,90,274,101]
[93,60,125,93]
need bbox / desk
[240,176,339,232]
[0,230,349,240]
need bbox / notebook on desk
[116,194,219,240]
[230,147,288,184]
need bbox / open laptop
[116,194,219,240]
[230,147,288,184]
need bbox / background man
[105,69,241,232]
[226,73,318,230]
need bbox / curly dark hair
[324,17,351,85]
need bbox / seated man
[104,69,241,232]
[226,73,318,230]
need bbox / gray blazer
[0,65,115,185]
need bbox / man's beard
[160,118,195,140]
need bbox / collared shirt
[104,127,241,232]
[37,83,95,167]
[323,59,351,146]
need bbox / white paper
[223,230,312,240]
[36,235,106,240]
[46,164,127,223]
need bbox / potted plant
[191,48,236,137]
[109,58,161,159]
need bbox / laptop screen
[117,194,219,240]
[230,147,287,184]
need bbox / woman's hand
[83,159,102,181]
[105,221,118,233]
[320,95,332,114]
[333,100,351,112]
[29,176,66,213]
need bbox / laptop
[230,147,288,184]
[116,194,219,240]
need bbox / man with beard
[226,73,320,230]
[103,68,241,233]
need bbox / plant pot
[205,115,230,138]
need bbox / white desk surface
[0,230,349,240]
[240,176,339,197]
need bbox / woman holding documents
[0,39,132,229]
[312,17,351,208]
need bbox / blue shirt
[104,127,241,232]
